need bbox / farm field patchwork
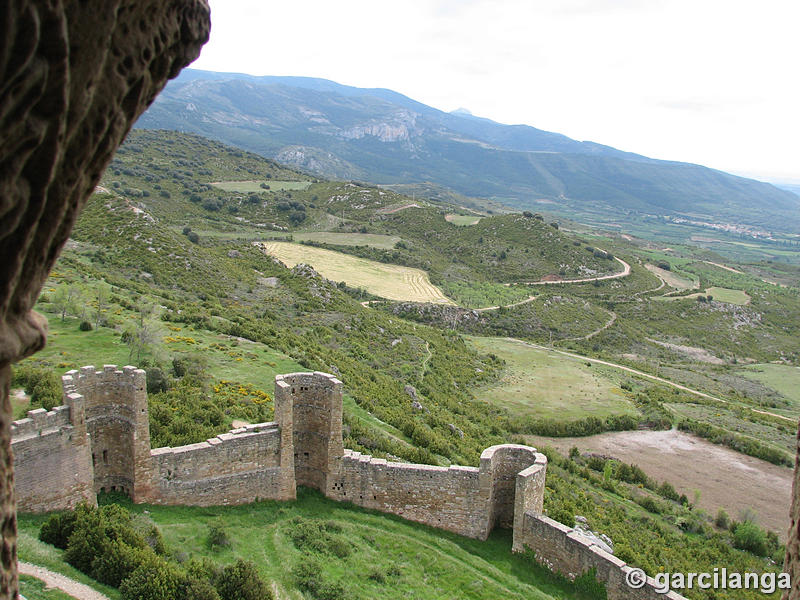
[466,336,635,421]
[644,263,698,290]
[260,241,454,304]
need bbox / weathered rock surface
[0,2,209,597]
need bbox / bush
[207,521,231,551]
[64,503,148,576]
[91,538,157,587]
[39,511,77,549]
[79,320,93,331]
[732,520,768,556]
[179,575,221,600]
[14,366,62,411]
[215,559,271,600]
[573,567,607,599]
[292,559,344,599]
[32,374,62,411]
[119,561,181,600]
[715,509,730,530]
[146,367,169,394]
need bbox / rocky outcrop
[0,2,209,597]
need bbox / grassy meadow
[17,490,585,600]
[467,336,636,421]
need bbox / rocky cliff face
[338,111,419,142]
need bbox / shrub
[732,520,768,556]
[91,538,157,587]
[179,575,221,600]
[39,511,77,549]
[215,559,271,600]
[119,561,181,600]
[79,320,93,331]
[146,367,169,394]
[658,481,680,502]
[573,567,607,599]
[293,560,322,595]
[32,374,62,411]
[15,366,62,411]
[207,521,231,551]
[715,509,730,530]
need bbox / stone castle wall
[275,372,343,495]
[332,449,486,537]
[10,393,94,512]
[11,366,686,599]
[63,366,152,500]
[512,459,684,600]
[148,423,289,506]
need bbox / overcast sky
[192,0,800,184]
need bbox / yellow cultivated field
[260,242,454,304]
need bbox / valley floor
[527,429,792,538]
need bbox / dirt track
[19,562,110,600]
[526,429,792,537]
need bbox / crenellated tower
[62,365,153,501]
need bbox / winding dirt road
[19,562,110,600]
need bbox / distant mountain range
[136,69,800,232]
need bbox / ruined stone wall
[11,393,94,512]
[275,372,343,495]
[148,423,293,505]
[513,514,684,599]
[510,459,686,600]
[481,444,542,532]
[9,367,688,599]
[331,449,489,538]
[63,366,152,500]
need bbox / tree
[123,305,164,365]
[91,282,111,330]
[52,284,79,321]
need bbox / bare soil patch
[644,263,697,290]
[646,338,725,364]
[526,429,792,537]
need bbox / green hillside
[136,70,800,234]
[14,129,794,600]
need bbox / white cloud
[193,0,800,182]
